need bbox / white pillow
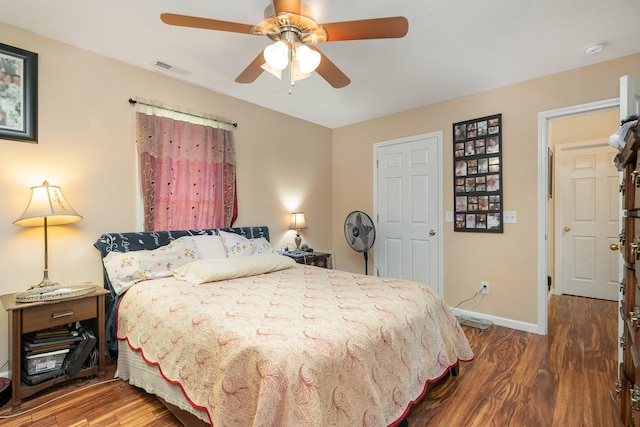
[103,237,201,295]
[252,237,278,255]
[190,235,227,259]
[219,231,277,257]
[173,253,295,284]
[219,230,256,257]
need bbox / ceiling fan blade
[161,13,253,34]
[235,52,265,84]
[272,0,301,15]
[322,17,409,41]
[310,46,350,88]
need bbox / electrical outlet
[480,281,490,294]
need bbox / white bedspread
[117,264,473,426]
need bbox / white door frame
[537,98,619,335]
[373,131,444,296]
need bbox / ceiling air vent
[154,60,173,70]
[151,60,190,76]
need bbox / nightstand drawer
[21,297,97,333]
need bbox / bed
[94,227,473,426]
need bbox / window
[134,100,237,230]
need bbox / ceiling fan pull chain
[288,45,295,95]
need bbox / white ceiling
[2,0,640,129]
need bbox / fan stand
[363,251,369,275]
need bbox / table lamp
[13,180,82,289]
[289,212,308,251]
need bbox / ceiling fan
[160,0,408,89]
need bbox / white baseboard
[452,307,540,334]
[0,368,9,379]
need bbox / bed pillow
[219,231,277,257]
[219,230,255,257]
[173,253,296,284]
[103,237,200,295]
[189,235,227,259]
[251,237,278,255]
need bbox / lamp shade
[289,212,308,230]
[13,181,82,227]
[264,41,289,71]
[296,45,321,74]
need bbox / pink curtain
[135,106,237,231]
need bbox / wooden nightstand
[284,251,332,268]
[0,286,108,409]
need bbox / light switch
[504,211,517,223]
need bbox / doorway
[537,98,619,335]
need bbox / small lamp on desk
[289,212,308,251]
[13,180,82,289]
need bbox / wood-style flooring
[0,294,622,426]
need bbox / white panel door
[561,144,619,300]
[374,133,441,294]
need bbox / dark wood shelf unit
[0,286,108,409]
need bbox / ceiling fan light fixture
[260,62,283,80]
[296,44,321,74]
[264,41,289,70]
[290,60,311,82]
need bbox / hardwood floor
[0,294,621,426]
[408,294,621,426]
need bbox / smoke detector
[584,43,605,56]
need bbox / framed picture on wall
[452,114,503,233]
[0,42,38,142]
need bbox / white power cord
[451,293,480,311]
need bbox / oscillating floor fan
[344,210,376,274]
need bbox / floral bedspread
[117,264,473,426]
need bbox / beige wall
[332,53,640,327]
[0,24,333,370]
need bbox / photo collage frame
[453,114,503,233]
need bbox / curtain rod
[128,98,238,128]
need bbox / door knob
[429,229,436,236]
[610,243,619,251]
[564,226,571,232]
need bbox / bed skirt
[116,342,210,424]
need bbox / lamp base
[16,283,96,302]
[295,232,302,251]
[29,271,59,289]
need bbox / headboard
[94,226,270,352]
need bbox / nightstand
[284,251,332,268]
[0,286,108,409]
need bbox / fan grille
[344,211,375,253]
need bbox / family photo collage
[453,114,503,232]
